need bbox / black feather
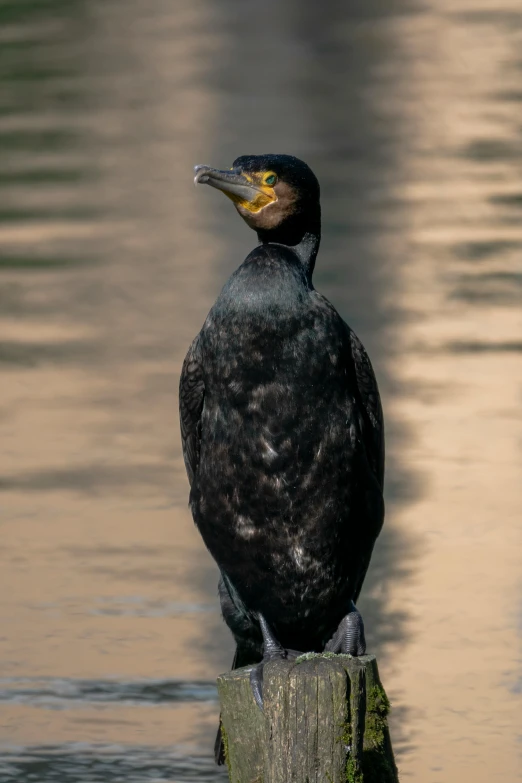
[179,153,384,660]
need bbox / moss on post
[216,653,398,783]
[361,658,399,783]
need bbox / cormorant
[180,154,384,763]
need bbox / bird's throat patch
[225,172,277,213]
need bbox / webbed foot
[250,614,288,710]
[324,601,366,656]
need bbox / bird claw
[250,614,288,710]
[324,601,366,656]
[249,661,265,710]
[249,607,366,709]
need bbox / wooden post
[217,653,399,783]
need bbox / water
[0,1,520,781]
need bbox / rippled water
[0,1,521,781]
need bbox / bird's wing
[347,326,385,490]
[345,325,385,603]
[179,337,205,486]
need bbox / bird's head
[194,154,320,251]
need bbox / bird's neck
[256,206,321,279]
[292,228,321,277]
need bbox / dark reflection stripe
[462,138,522,161]
[0,744,228,783]
[453,240,522,260]
[449,271,522,305]
[0,256,89,269]
[0,130,78,151]
[450,287,520,305]
[494,91,522,103]
[0,340,98,367]
[0,170,88,185]
[0,208,97,222]
[410,341,522,355]
[490,192,522,207]
[0,678,218,707]
[0,464,180,496]
[446,340,522,354]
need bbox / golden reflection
[374,4,522,781]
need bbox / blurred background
[0,0,521,781]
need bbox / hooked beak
[194,164,276,212]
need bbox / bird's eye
[264,173,277,186]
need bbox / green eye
[264,173,277,186]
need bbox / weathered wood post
[217,653,398,783]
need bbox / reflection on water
[0,746,223,783]
[0,678,218,706]
[0,0,520,781]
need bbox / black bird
[179,154,384,761]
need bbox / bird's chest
[197,377,356,548]
[204,304,346,395]
[198,310,354,489]
[193,307,358,582]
